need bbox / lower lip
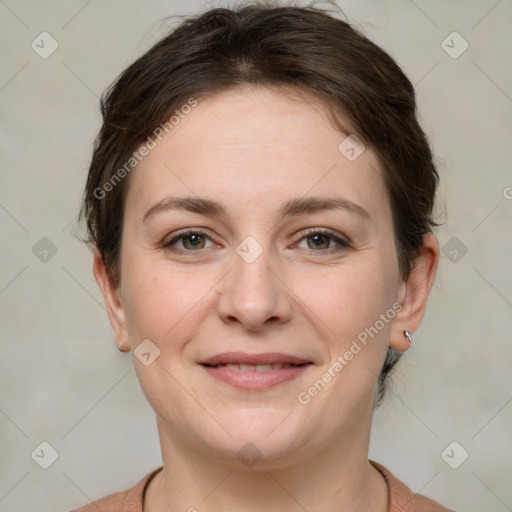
[201,364,312,390]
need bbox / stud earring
[404,330,414,344]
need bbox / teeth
[218,363,296,371]
[255,364,273,372]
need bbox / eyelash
[160,228,352,255]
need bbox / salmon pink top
[71,461,455,511]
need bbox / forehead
[125,86,390,223]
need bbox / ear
[389,234,440,351]
[93,248,130,352]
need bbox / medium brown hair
[80,1,439,404]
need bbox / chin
[195,406,313,469]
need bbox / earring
[404,330,414,344]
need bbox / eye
[161,229,215,252]
[295,229,352,253]
[160,228,352,255]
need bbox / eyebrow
[142,196,371,223]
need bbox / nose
[216,243,293,332]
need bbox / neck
[145,413,388,512]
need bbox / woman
[75,2,452,511]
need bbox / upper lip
[198,352,312,366]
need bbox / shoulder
[371,461,457,512]
[71,489,130,512]
[69,467,163,512]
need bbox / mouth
[205,362,304,371]
[198,352,314,390]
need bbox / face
[98,86,431,467]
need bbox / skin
[94,85,439,512]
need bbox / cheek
[120,257,214,415]
[296,257,397,345]
[120,251,219,346]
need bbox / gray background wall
[1,1,511,511]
